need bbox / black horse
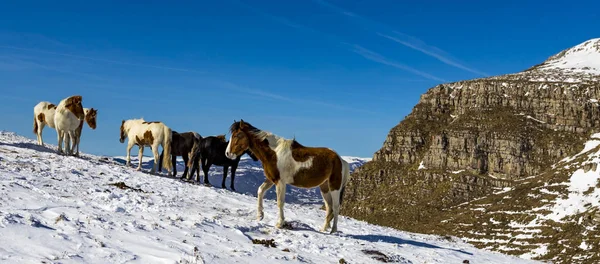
[158,131,202,179]
[187,135,258,191]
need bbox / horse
[157,131,202,178]
[225,119,350,234]
[34,101,98,153]
[53,95,86,155]
[70,107,98,156]
[119,118,173,175]
[187,134,258,191]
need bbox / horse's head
[119,120,127,143]
[64,95,85,120]
[225,119,251,160]
[85,108,98,129]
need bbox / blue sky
[0,0,598,158]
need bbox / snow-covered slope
[536,38,600,75]
[487,38,600,83]
[0,131,537,263]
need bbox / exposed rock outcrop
[342,38,600,263]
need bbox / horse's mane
[230,120,282,149]
[216,134,227,142]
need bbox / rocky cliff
[342,38,600,263]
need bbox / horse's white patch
[225,134,236,160]
[275,139,313,184]
[253,130,281,150]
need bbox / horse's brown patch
[85,108,97,129]
[120,120,126,142]
[37,112,45,123]
[142,121,160,124]
[135,130,154,146]
[64,95,85,120]
[47,103,56,110]
[216,134,226,142]
[289,142,342,190]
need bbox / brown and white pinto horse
[53,95,86,155]
[34,101,98,155]
[119,118,173,175]
[225,120,350,233]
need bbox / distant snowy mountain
[113,153,371,205]
[0,131,536,263]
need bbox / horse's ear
[240,119,244,126]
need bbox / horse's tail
[162,126,173,172]
[339,157,351,206]
[33,115,38,134]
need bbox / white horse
[53,95,86,155]
[119,118,173,175]
[34,101,98,153]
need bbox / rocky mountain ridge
[342,38,600,263]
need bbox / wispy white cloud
[313,0,488,77]
[235,2,443,83]
[0,46,207,74]
[214,80,379,115]
[0,55,104,80]
[346,43,447,82]
[0,31,72,49]
[377,32,489,76]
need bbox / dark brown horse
[225,119,350,234]
[187,135,258,191]
[158,131,202,178]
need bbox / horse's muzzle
[225,151,236,160]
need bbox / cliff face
[342,38,600,263]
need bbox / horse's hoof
[257,212,264,221]
[231,187,236,192]
[329,228,338,234]
[221,185,227,189]
[275,221,285,229]
[136,168,142,171]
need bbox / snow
[418,161,426,170]
[542,165,600,222]
[536,38,600,75]
[0,131,537,263]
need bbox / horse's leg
[275,181,287,228]
[64,131,71,155]
[193,157,201,181]
[37,120,46,146]
[319,186,334,232]
[256,179,274,221]
[56,130,63,154]
[230,163,238,191]
[70,131,79,156]
[136,146,144,171]
[221,166,229,189]
[151,145,160,174]
[203,159,212,185]
[126,142,134,167]
[158,149,163,172]
[181,154,188,179]
[329,189,341,234]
